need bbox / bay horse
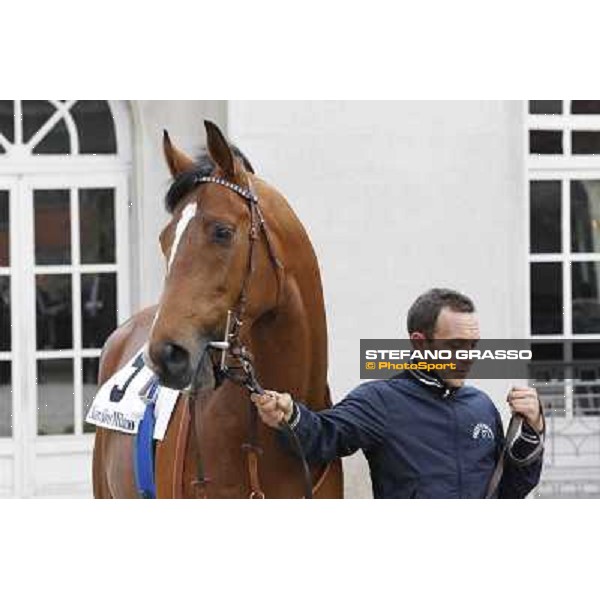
[92,120,344,498]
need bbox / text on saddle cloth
[85,346,180,440]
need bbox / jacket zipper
[446,389,462,497]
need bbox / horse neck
[249,187,330,409]
[250,274,329,410]
[184,185,332,498]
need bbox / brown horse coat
[92,122,343,498]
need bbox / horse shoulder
[93,305,158,498]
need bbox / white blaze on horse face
[147,201,198,359]
[167,201,197,272]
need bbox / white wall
[228,101,527,496]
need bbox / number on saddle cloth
[110,354,145,403]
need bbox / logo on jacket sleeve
[472,423,495,440]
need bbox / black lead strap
[279,419,314,500]
[485,408,545,499]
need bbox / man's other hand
[507,387,543,433]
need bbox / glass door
[0,173,128,497]
[0,176,25,497]
[0,100,131,497]
[24,174,129,496]
[0,184,12,437]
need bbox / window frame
[527,100,600,418]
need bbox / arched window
[0,100,131,497]
[0,100,130,160]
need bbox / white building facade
[0,100,597,497]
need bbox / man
[252,288,544,498]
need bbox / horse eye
[212,223,234,245]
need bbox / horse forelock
[164,144,255,213]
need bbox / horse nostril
[161,342,190,371]
[157,342,191,387]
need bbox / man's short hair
[407,288,475,338]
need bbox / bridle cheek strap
[185,175,333,500]
[186,175,282,499]
[196,175,283,307]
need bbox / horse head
[146,121,282,391]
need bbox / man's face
[412,307,481,388]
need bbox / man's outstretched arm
[251,386,389,465]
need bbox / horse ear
[163,130,195,177]
[204,120,235,177]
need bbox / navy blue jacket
[282,371,543,498]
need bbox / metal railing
[530,361,600,498]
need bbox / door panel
[0,178,17,496]
[0,185,11,440]
[0,174,129,497]
[0,101,131,497]
[25,174,128,496]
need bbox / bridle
[184,174,317,499]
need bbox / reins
[184,174,316,499]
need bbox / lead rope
[484,405,545,499]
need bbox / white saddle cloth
[85,348,180,441]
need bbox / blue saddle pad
[134,403,157,499]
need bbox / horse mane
[164,144,255,213]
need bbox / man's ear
[163,130,195,177]
[410,332,427,351]
[204,120,235,177]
